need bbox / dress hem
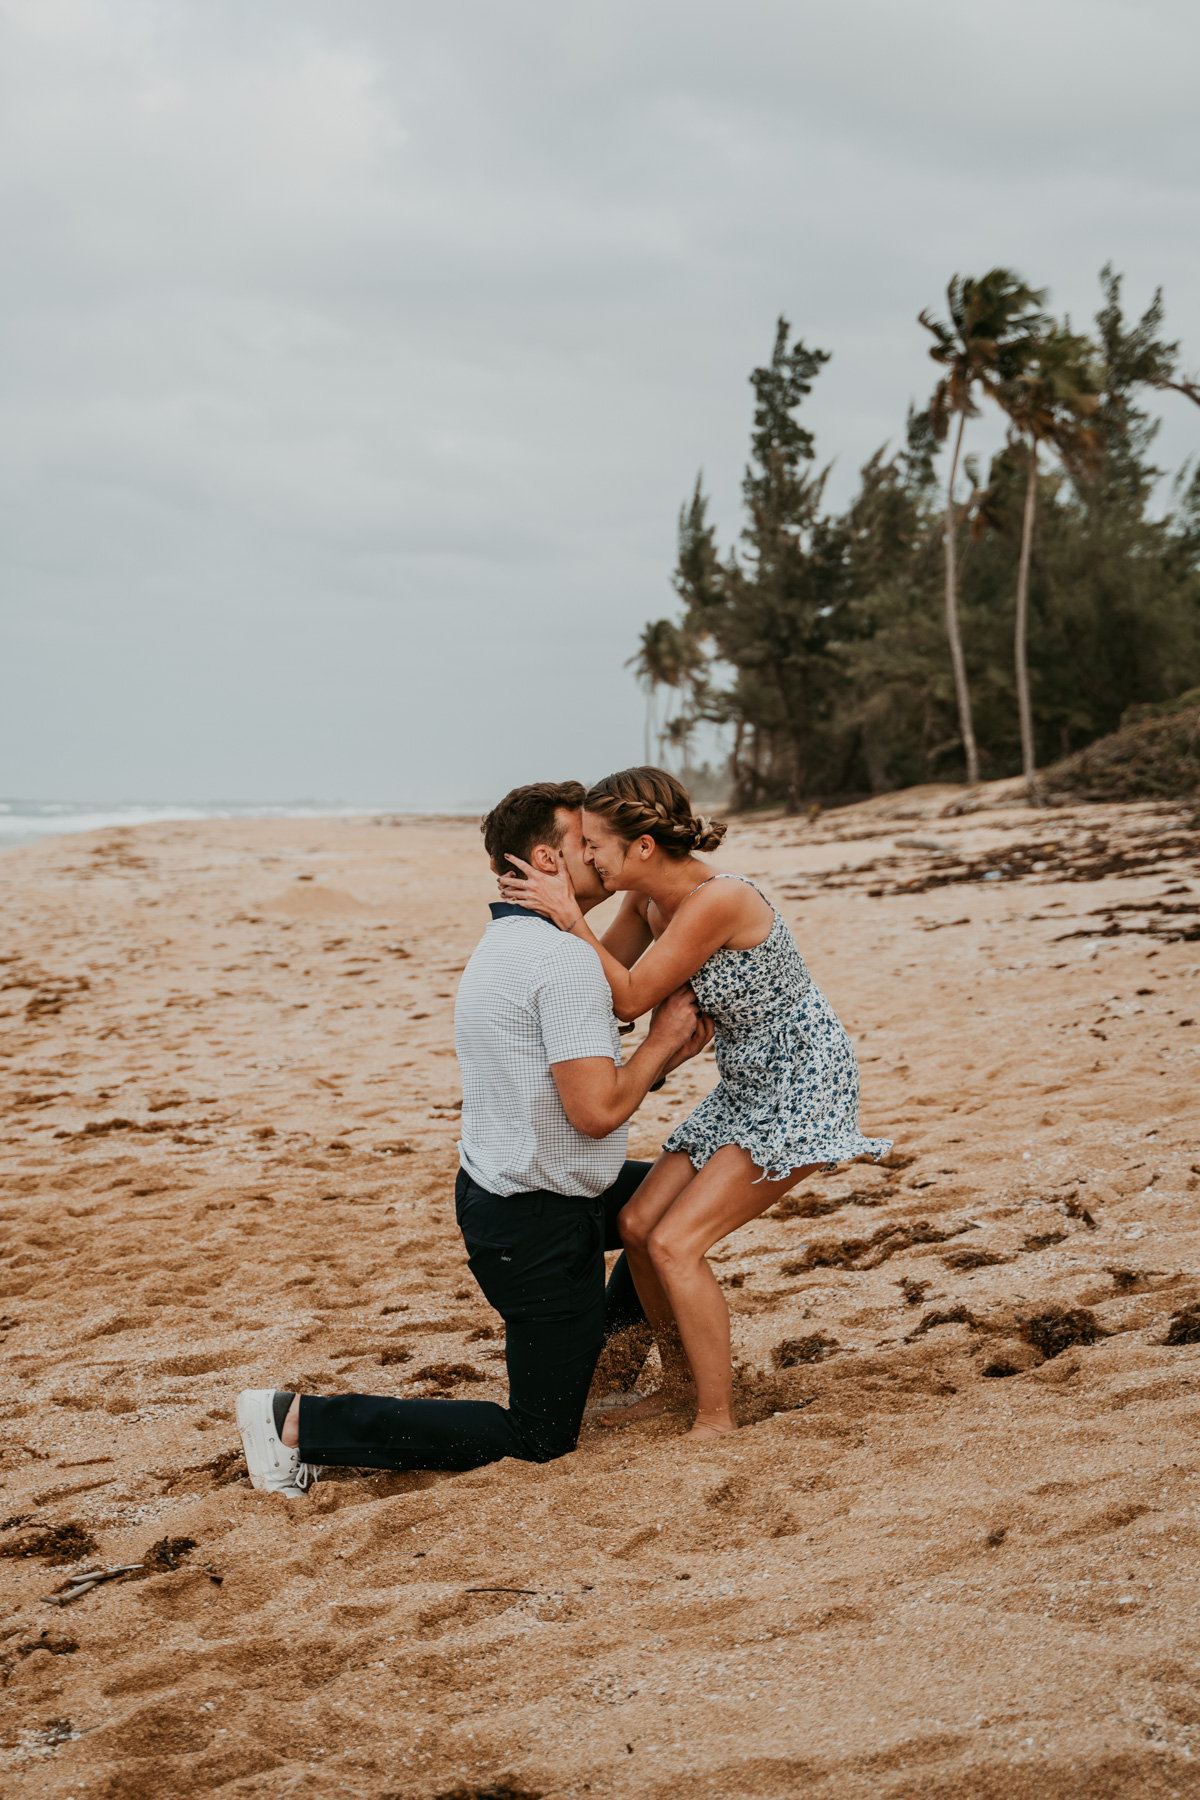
[664,1128,893,1184]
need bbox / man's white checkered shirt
[455,906,626,1198]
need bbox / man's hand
[644,984,703,1059]
[497,850,584,933]
[550,986,704,1140]
[661,1008,715,1076]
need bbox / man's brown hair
[481,780,586,876]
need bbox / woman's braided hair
[583,766,727,860]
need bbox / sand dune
[0,794,1198,1798]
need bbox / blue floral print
[664,878,892,1180]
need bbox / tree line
[633,266,1200,807]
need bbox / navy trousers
[298,1159,651,1472]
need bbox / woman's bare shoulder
[684,873,758,916]
[683,874,773,942]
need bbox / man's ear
[529,842,559,873]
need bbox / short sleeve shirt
[454,908,627,1198]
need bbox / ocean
[0,799,473,851]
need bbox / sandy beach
[1,792,1199,1800]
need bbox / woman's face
[581,812,637,890]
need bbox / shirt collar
[489,901,559,925]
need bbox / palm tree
[627,618,690,764]
[997,323,1103,790]
[919,271,1048,784]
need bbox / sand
[0,792,1198,1800]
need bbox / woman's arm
[500,853,756,1019]
[598,892,653,969]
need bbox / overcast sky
[1,0,1197,807]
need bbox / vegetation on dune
[635,267,1200,807]
[1042,688,1200,802]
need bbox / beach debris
[23,973,90,1019]
[411,1362,486,1388]
[184,1447,248,1488]
[466,1325,496,1341]
[25,1717,77,1747]
[375,1141,415,1156]
[465,1587,540,1596]
[896,1277,932,1306]
[1,1522,97,1565]
[32,1472,116,1507]
[1021,1306,1102,1359]
[6,1627,78,1662]
[1060,1196,1097,1228]
[1104,1265,1166,1291]
[772,1334,840,1367]
[411,1782,540,1800]
[906,1306,979,1342]
[895,836,956,853]
[771,1182,888,1220]
[861,819,1198,898]
[941,1247,1013,1271]
[143,1536,197,1572]
[985,1526,1007,1547]
[379,1347,412,1365]
[42,1563,143,1606]
[1022,1232,1069,1252]
[1163,1305,1200,1346]
[1055,897,1200,946]
[771,1189,844,1220]
[780,1217,970,1276]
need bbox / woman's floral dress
[664,876,892,1179]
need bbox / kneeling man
[236,780,708,1494]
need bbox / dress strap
[684,871,770,897]
[682,874,720,900]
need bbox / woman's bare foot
[682,1411,736,1441]
[599,1385,695,1428]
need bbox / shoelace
[294,1462,321,1491]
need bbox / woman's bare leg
[598,1152,698,1425]
[646,1148,822,1439]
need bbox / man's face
[554,807,606,903]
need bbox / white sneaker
[236,1389,319,1498]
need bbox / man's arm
[551,987,701,1140]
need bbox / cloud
[0,0,1197,801]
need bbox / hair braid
[583,767,727,860]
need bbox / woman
[498,767,891,1440]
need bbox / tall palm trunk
[942,411,980,784]
[1014,441,1039,787]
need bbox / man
[236,780,709,1495]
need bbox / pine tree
[667,318,842,808]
